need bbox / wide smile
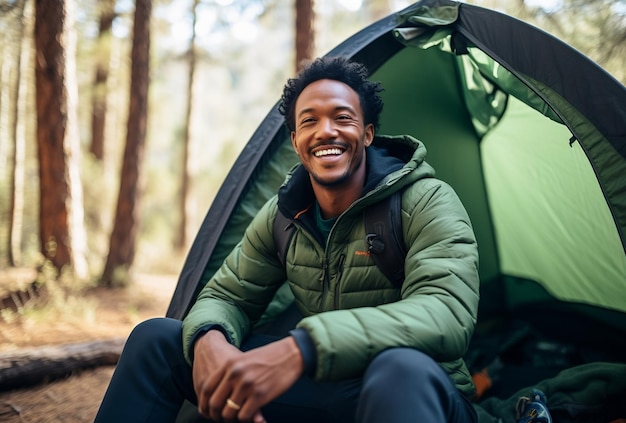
[314,147,344,157]
[311,142,348,159]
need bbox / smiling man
[291,78,373,202]
[95,57,480,423]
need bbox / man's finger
[253,411,266,423]
[220,397,243,422]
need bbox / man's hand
[193,330,243,419]
[193,331,305,422]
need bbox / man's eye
[337,115,353,120]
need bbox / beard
[307,151,365,188]
[310,170,351,188]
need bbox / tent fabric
[482,97,625,310]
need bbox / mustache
[308,140,349,152]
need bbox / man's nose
[317,118,338,138]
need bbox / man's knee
[361,348,451,399]
[358,349,475,423]
[366,348,440,380]
[124,317,183,360]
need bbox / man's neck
[312,182,362,219]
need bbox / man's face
[291,79,374,189]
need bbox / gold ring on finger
[226,398,241,411]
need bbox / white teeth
[314,148,342,157]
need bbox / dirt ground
[0,273,177,423]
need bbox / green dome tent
[167,0,626,420]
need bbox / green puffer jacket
[182,134,480,397]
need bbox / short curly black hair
[278,56,384,132]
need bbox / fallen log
[0,337,126,391]
[0,268,40,311]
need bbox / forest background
[0,0,625,336]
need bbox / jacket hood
[278,134,435,220]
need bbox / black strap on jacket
[364,190,406,287]
[273,190,406,287]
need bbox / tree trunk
[175,0,200,251]
[0,338,125,391]
[101,0,152,287]
[89,0,116,161]
[34,0,88,279]
[295,0,315,72]
[0,0,28,166]
[4,0,26,266]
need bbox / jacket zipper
[320,189,384,309]
[321,256,329,305]
[334,253,346,309]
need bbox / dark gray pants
[95,317,477,423]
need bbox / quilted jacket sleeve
[296,178,480,385]
[181,197,285,364]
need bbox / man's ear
[364,124,375,147]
